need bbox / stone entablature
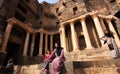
[7,17,59,34]
[60,11,117,23]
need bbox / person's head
[55,43,58,48]
[10,58,13,60]
[105,30,109,34]
[55,42,61,48]
[105,30,114,38]
[55,42,63,56]
[9,58,13,62]
[105,30,113,35]
[46,50,50,54]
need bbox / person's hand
[44,59,48,62]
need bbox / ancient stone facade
[0,0,120,66]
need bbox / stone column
[70,22,79,51]
[99,18,106,32]
[80,18,93,49]
[39,32,43,56]
[60,29,63,48]
[0,21,14,65]
[61,24,67,52]
[91,14,105,46]
[50,34,53,52]
[45,34,48,52]
[23,32,30,56]
[99,18,108,48]
[30,34,35,56]
[0,21,14,52]
[106,19,120,47]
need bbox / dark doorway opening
[33,34,40,56]
[53,33,60,49]
[3,42,20,66]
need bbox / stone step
[0,48,119,74]
[65,48,111,61]
[72,59,120,68]
[74,67,120,74]
[67,59,120,74]
[6,58,119,74]
[3,48,110,66]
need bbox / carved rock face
[58,5,65,15]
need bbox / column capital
[26,31,30,34]
[50,34,53,37]
[45,34,48,36]
[40,31,43,34]
[90,13,98,18]
[7,19,15,25]
[80,17,86,22]
[60,23,65,28]
[31,33,36,36]
[106,18,111,22]
[99,17,104,20]
[106,19,112,24]
[70,21,74,25]
[80,15,86,19]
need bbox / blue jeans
[44,61,49,69]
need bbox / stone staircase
[0,59,120,74]
[73,59,120,74]
[65,48,111,61]
[0,48,120,74]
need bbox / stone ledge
[12,58,120,74]
[64,48,111,61]
[75,67,120,74]
[73,59,120,68]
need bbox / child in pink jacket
[41,50,51,71]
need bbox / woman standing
[47,42,65,74]
[100,30,120,59]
